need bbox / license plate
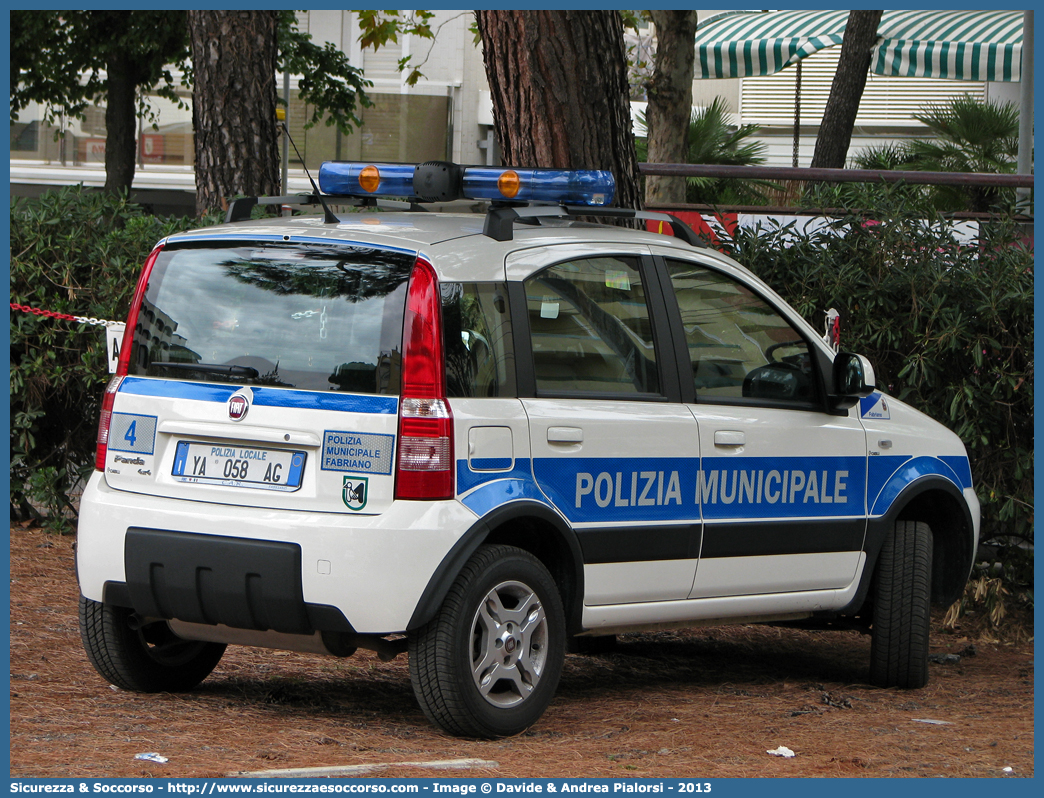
[172,442,306,491]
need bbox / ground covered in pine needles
[10,523,1033,779]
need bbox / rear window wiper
[151,362,260,379]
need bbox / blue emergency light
[463,167,615,206]
[317,161,616,206]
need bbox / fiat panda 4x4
[77,161,979,738]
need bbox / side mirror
[832,352,876,403]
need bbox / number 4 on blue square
[109,413,158,455]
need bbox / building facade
[9,10,1025,214]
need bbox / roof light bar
[318,162,417,198]
[317,161,616,207]
[463,167,615,206]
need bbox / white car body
[76,163,980,737]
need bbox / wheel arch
[898,483,977,607]
[843,475,976,615]
[406,500,585,635]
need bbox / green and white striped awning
[694,9,1024,82]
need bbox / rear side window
[129,242,414,394]
[524,256,660,396]
[441,282,516,398]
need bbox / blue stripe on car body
[164,233,419,255]
[460,452,970,528]
[457,460,535,495]
[118,377,399,414]
[460,478,551,517]
[869,455,973,516]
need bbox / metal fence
[639,163,1034,220]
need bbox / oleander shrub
[718,187,1033,555]
[9,186,201,530]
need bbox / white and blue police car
[77,161,979,738]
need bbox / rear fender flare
[406,501,585,634]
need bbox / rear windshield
[129,241,414,394]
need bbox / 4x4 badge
[342,476,368,511]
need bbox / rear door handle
[713,430,745,447]
[547,427,583,444]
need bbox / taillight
[395,257,454,500]
[94,375,124,471]
[118,244,164,375]
[95,244,163,471]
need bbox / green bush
[843,96,1026,215]
[719,188,1033,550]
[9,186,201,530]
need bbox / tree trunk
[476,10,642,211]
[810,10,883,169]
[103,51,139,195]
[188,10,280,217]
[644,10,699,206]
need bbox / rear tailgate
[104,379,399,514]
[102,237,418,515]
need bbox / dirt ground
[9,523,1034,780]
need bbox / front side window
[130,242,415,394]
[666,258,817,405]
[524,256,660,396]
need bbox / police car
[76,161,979,738]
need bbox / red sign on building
[139,134,165,164]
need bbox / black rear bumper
[104,528,353,635]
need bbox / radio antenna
[281,121,339,224]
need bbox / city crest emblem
[342,476,368,511]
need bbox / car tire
[869,520,933,689]
[408,544,566,738]
[79,596,226,693]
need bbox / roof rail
[482,204,707,247]
[226,195,318,224]
[224,194,425,224]
[224,193,706,249]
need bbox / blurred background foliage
[10,186,206,531]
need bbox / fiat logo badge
[228,393,249,421]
